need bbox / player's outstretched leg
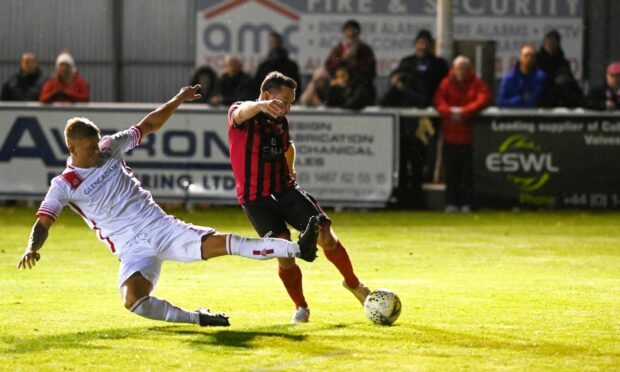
[203,220,318,262]
[122,272,230,327]
[319,222,371,305]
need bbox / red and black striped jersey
[228,102,296,204]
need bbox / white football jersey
[37,126,167,256]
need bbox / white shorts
[117,216,215,288]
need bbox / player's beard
[94,150,111,168]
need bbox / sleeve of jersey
[100,125,143,154]
[228,101,243,128]
[36,181,68,221]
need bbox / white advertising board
[0,105,396,207]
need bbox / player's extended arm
[285,142,297,179]
[17,215,54,269]
[136,85,202,137]
[232,99,286,125]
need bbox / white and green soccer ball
[363,288,401,325]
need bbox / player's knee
[278,256,296,269]
[318,223,337,250]
[276,231,291,240]
[201,233,227,260]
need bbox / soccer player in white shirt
[17,85,319,327]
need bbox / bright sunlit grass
[1,207,619,370]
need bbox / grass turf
[1,206,619,371]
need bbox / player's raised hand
[17,250,40,269]
[259,99,286,118]
[178,85,202,102]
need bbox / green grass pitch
[1,206,619,370]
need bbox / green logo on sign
[485,134,559,192]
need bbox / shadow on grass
[0,323,349,353]
[152,323,348,349]
[408,324,620,358]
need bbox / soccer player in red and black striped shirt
[228,71,371,323]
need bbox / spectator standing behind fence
[497,44,545,108]
[325,19,376,85]
[434,56,490,213]
[299,67,331,107]
[584,61,620,111]
[189,65,218,105]
[39,52,89,103]
[536,30,583,108]
[254,32,302,97]
[380,70,429,108]
[326,66,375,110]
[391,30,449,105]
[211,55,254,107]
[1,52,46,101]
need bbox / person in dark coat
[536,30,573,83]
[211,55,254,107]
[1,52,46,101]
[391,30,449,105]
[539,65,583,108]
[584,61,620,111]
[326,66,375,110]
[324,19,376,85]
[536,30,583,108]
[189,65,218,105]
[254,32,302,96]
[380,70,428,108]
[497,44,546,108]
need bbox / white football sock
[130,296,199,325]
[226,234,300,260]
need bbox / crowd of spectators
[2,51,89,103]
[2,24,618,112]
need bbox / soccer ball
[363,288,401,325]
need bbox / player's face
[69,137,102,168]
[267,86,296,115]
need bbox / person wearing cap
[39,52,90,103]
[497,44,546,108]
[324,19,376,86]
[391,29,449,105]
[585,62,620,111]
[1,52,46,101]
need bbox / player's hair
[65,117,100,144]
[260,71,297,94]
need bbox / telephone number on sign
[562,193,620,208]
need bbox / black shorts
[242,186,330,238]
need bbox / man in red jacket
[434,56,490,213]
[39,52,90,103]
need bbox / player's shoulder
[51,167,84,191]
